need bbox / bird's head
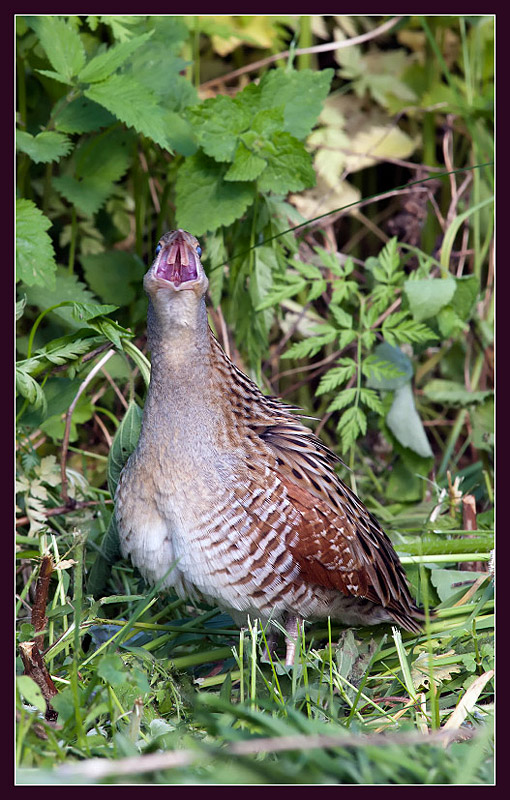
[144,230,209,334]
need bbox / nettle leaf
[16,199,57,288]
[29,16,86,82]
[316,359,356,396]
[54,97,116,134]
[52,175,113,217]
[258,68,334,140]
[187,95,252,163]
[24,268,97,328]
[85,74,173,151]
[16,130,73,164]
[175,153,256,235]
[364,342,413,390]
[256,132,315,194]
[81,251,144,305]
[225,141,267,182]
[78,31,153,83]
[404,276,457,322]
[386,382,433,458]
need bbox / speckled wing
[254,418,423,632]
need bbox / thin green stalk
[68,207,78,274]
[297,16,312,70]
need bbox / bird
[115,229,426,665]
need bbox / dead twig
[19,641,58,722]
[31,555,54,646]
[200,17,402,90]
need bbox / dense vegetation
[16,15,494,784]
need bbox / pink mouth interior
[156,239,198,287]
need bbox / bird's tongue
[156,240,198,286]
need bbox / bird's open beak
[154,230,200,288]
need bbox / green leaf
[258,68,334,140]
[364,342,413,390]
[24,268,97,329]
[283,330,337,360]
[175,153,256,236]
[108,401,143,498]
[316,360,356,396]
[16,199,57,288]
[329,304,353,329]
[16,367,47,413]
[204,230,226,308]
[359,388,384,415]
[52,175,113,217]
[78,31,153,83]
[256,132,315,194]
[450,275,479,321]
[85,74,173,151]
[338,406,367,451]
[327,387,358,413]
[422,379,492,407]
[80,251,145,305]
[386,459,424,503]
[471,397,494,451]
[386,382,433,457]
[29,16,86,81]
[17,675,46,712]
[404,276,457,322]
[187,94,252,162]
[54,97,116,134]
[16,130,73,164]
[382,312,437,346]
[225,141,267,182]
[97,654,127,686]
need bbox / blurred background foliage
[16,15,494,782]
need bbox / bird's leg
[284,615,302,666]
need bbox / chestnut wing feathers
[255,420,422,629]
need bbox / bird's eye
[155,243,162,255]
[196,246,202,257]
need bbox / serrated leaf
[422,379,492,407]
[382,312,437,346]
[16,368,47,412]
[85,74,173,151]
[24,267,97,329]
[256,132,315,194]
[225,141,266,182]
[175,153,255,236]
[16,296,26,320]
[283,330,337,360]
[16,130,73,164]
[330,304,353,329]
[386,382,433,457]
[54,97,116,134]
[359,388,384,414]
[256,278,307,311]
[81,251,144,305]
[404,277,457,322]
[187,94,252,163]
[259,68,334,140]
[364,342,413,390]
[52,175,113,217]
[29,16,86,81]
[338,405,367,451]
[338,329,357,349]
[108,401,143,498]
[78,31,153,83]
[316,360,356,396]
[16,199,57,288]
[327,387,357,413]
